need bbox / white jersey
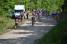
[14,12,20,16]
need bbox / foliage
[0,0,64,16]
[0,16,14,33]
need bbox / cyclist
[32,10,36,26]
[14,12,21,28]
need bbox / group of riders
[13,9,44,27]
[12,9,58,27]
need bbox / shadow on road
[0,16,57,44]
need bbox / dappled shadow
[12,32,34,34]
[0,38,27,44]
[0,16,57,44]
[16,25,54,36]
[17,25,54,31]
[38,16,57,25]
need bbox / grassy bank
[0,16,14,34]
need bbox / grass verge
[0,16,14,34]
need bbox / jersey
[14,12,20,17]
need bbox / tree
[0,0,64,16]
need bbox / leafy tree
[0,0,64,16]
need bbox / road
[0,16,56,44]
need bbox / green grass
[0,16,14,34]
[37,17,67,44]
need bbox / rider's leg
[21,15,23,22]
[15,18,18,29]
[27,14,28,19]
[24,15,25,19]
[32,17,35,26]
[16,19,18,26]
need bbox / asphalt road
[0,16,56,44]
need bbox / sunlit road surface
[0,16,56,44]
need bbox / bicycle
[32,16,35,26]
[14,15,21,29]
